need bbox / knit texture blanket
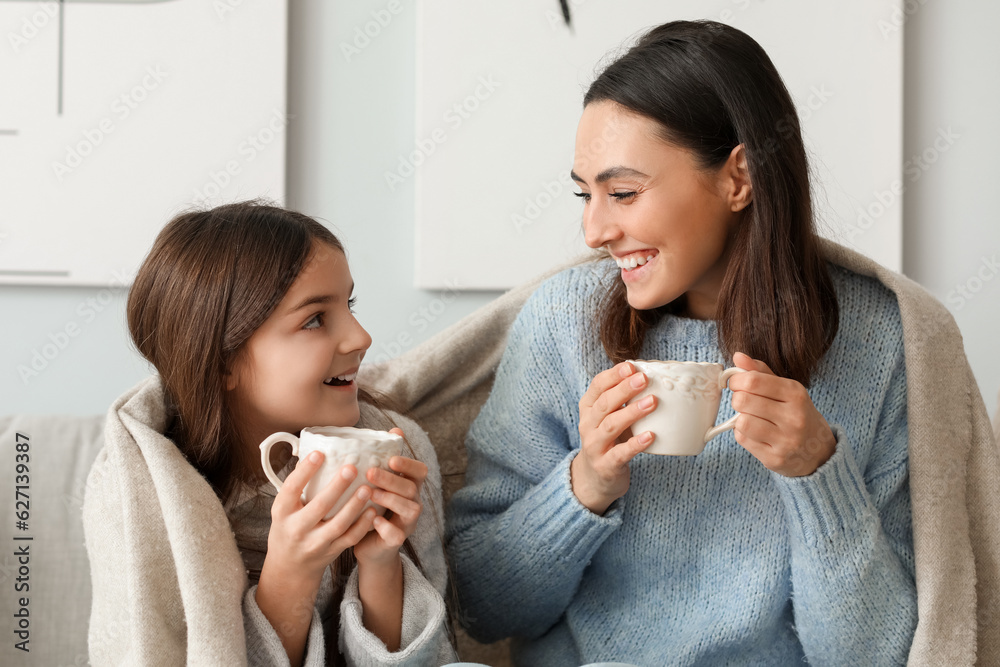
[359,238,1000,666]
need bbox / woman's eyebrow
[571,166,649,184]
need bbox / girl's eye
[611,191,637,202]
[303,313,323,330]
[348,296,357,315]
[573,192,591,203]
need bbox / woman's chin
[625,289,671,312]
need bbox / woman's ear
[724,144,753,212]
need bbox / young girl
[447,21,918,665]
[83,201,457,666]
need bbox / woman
[447,20,917,666]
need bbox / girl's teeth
[323,371,358,385]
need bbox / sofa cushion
[0,414,104,666]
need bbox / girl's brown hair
[586,20,838,386]
[127,199,366,504]
[128,200,441,663]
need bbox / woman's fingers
[580,362,636,410]
[731,390,781,426]
[595,394,657,445]
[607,430,656,468]
[581,369,651,435]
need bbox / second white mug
[626,360,747,456]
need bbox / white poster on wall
[414,0,902,290]
[0,0,287,286]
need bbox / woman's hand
[572,361,658,515]
[728,352,837,477]
[353,428,428,566]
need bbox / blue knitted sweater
[446,259,918,666]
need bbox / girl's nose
[343,316,372,355]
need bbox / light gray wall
[2,0,997,419]
[902,0,999,413]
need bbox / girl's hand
[264,452,378,586]
[728,352,837,477]
[353,428,428,566]
[572,361,658,515]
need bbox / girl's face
[228,242,372,447]
[573,101,751,319]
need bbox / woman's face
[228,241,372,448]
[573,101,749,319]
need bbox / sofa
[2,240,998,666]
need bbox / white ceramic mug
[626,360,748,456]
[259,426,403,520]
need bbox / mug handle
[703,367,749,443]
[259,432,300,493]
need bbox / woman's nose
[583,203,621,249]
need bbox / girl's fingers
[387,456,428,483]
[299,465,364,526]
[580,362,635,409]
[316,485,376,539]
[371,515,407,549]
[272,451,325,516]
[327,507,377,551]
[370,490,422,525]
[368,460,425,499]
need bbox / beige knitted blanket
[360,238,1000,666]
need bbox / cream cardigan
[82,380,455,666]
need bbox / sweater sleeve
[242,583,326,667]
[338,409,457,666]
[446,283,624,643]
[339,553,453,667]
[771,341,917,665]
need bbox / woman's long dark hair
[586,20,838,386]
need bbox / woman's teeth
[323,372,357,386]
[615,254,656,270]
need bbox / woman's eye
[573,192,591,203]
[348,296,357,315]
[303,313,323,330]
[611,191,637,202]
